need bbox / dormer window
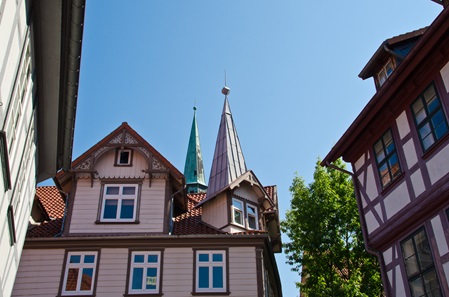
[231,197,259,230]
[377,59,394,87]
[115,149,133,166]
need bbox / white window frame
[128,251,161,294]
[62,251,98,296]
[195,250,226,293]
[100,184,138,222]
[246,204,259,230]
[117,149,132,165]
[231,198,244,227]
[377,59,394,87]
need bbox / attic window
[377,60,394,87]
[115,149,133,166]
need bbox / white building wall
[0,1,37,296]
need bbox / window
[401,229,441,297]
[377,59,394,87]
[116,149,132,166]
[128,251,162,294]
[246,204,258,230]
[100,184,138,222]
[411,83,448,152]
[7,205,16,246]
[61,252,98,296]
[231,198,244,226]
[0,131,11,191]
[195,250,227,293]
[374,129,401,188]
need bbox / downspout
[383,43,405,61]
[53,177,69,238]
[324,161,391,296]
[169,185,186,235]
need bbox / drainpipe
[53,177,69,238]
[383,43,405,61]
[324,161,391,296]
[169,185,186,235]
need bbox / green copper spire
[184,106,207,193]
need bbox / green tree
[281,159,383,296]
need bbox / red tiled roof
[35,186,65,219]
[172,193,224,235]
[28,186,65,238]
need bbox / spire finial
[222,70,230,96]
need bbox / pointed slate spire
[206,86,247,199]
[184,106,207,193]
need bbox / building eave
[34,0,86,182]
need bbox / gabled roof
[56,122,184,187]
[184,107,207,193]
[359,27,427,79]
[207,90,247,200]
[322,7,449,166]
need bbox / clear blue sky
[54,1,443,296]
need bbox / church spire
[184,106,207,193]
[206,85,247,199]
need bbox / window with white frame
[377,59,394,87]
[246,204,258,230]
[128,251,161,294]
[231,198,244,227]
[195,250,227,293]
[61,251,98,296]
[100,184,138,221]
[116,149,132,166]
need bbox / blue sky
[54,1,443,296]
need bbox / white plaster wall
[396,111,411,140]
[395,265,407,297]
[410,169,425,198]
[384,182,410,220]
[383,247,393,266]
[440,61,449,92]
[365,210,380,234]
[96,248,128,297]
[427,144,449,185]
[431,215,449,257]
[403,139,418,169]
[354,152,365,172]
[444,262,449,288]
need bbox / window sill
[191,292,230,296]
[95,220,140,224]
[56,294,95,297]
[380,172,404,195]
[123,293,163,297]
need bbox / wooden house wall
[201,192,228,230]
[94,149,147,179]
[69,178,167,234]
[12,246,260,297]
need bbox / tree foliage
[281,159,383,296]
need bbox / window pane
[423,269,440,295]
[234,209,243,225]
[134,255,144,263]
[415,231,433,270]
[84,255,95,264]
[80,268,93,291]
[432,110,448,140]
[123,186,136,195]
[146,267,157,290]
[248,215,257,229]
[106,186,119,195]
[132,268,143,290]
[104,199,118,219]
[66,268,79,291]
[212,253,223,262]
[198,267,209,288]
[212,266,224,288]
[119,151,130,164]
[405,255,419,276]
[409,277,425,297]
[388,154,401,178]
[412,100,426,124]
[148,255,158,263]
[374,141,385,163]
[70,255,81,263]
[120,199,134,219]
[422,132,435,151]
[233,199,243,209]
[198,254,209,262]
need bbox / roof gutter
[60,0,86,171]
[323,161,391,296]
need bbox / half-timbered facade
[323,4,449,297]
[0,1,85,296]
[12,88,282,296]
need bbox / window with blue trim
[128,251,161,294]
